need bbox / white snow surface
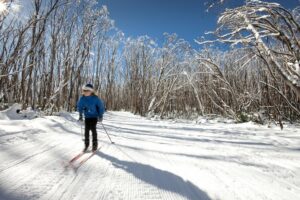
[0,110,299,200]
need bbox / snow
[0,110,300,200]
[0,104,39,120]
[295,60,300,75]
[257,8,267,12]
[0,0,7,14]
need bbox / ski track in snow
[0,111,299,200]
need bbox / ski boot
[92,144,98,152]
[83,146,89,153]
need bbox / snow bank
[0,103,39,120]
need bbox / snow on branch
[202,0,300,99]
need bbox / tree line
[0,0,299,123]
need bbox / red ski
[69,152,85,163]
[64,152,85,169]
[74,147,102,171]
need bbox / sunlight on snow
[0,0,7,14]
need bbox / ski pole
[81,121,85,141]
[100,122,114,144]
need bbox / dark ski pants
[85,118,98,148]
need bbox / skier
[77,84,105,152]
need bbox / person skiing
[77,84,105,152]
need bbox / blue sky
[99,0,299,48]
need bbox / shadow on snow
[96,151,212,200]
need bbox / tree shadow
[98,124,176,146]
[104,123,273,148]
[113,143,269,169]
[95,151,212,200]
[0,129,40,138]
[43,118,81,136]
[47,123,80,136]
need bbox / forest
[0,0,299,123]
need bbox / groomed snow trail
[0,111,300,200]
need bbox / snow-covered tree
[204,0,300,99]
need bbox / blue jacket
[77,95,105,119]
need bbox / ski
[69,152,85,163]
[64,151,86,169]
[75,152,96,169]
[74,147,101,171]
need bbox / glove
[79,114,83,122]
[98,117,103,122]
